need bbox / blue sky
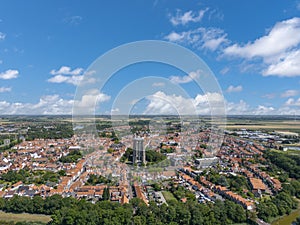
[0,0,300,115]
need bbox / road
[256,218,270,225]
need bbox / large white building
[133,137,146,165]
[195,157,219,168]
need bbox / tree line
[256,191,298,222]
[264,150,300,179]
[1,169,64,186]
[59,150,82,163]
[0,193,251,225]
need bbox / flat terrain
[221,119,300,132]
[162,191,177,202]
[271,203,300,225]
[0,211,52,223]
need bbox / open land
[0,211,51,223]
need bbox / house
[0,191,6,197]
[270,178,282,192]
[4,190,15,198]
[11,181,23,190]
[120,193,129,204]
[76,189,95,198]
[214,185,255,210]
[249,178,267,197]
[133,183,148,205]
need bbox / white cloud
[0,69,19,79]
[130,99,139,105]
[169,8,208,26]
[194,92,224,105]
[201,28,227,51]
[224,18,300,59]
[48,74,84,86]
[0,95,74,115]
[285,98,295,105]
[63,15,83,25]
[0,87,11,93]
[144,91,197,115]
[226,100,250,115]
[226,85,243,93]
[285,97,300,106]
[74,89,111,114]
[263,49,300,77]
[226,101,274,115]
[144,91,224,115]
[152,82,165,87]
[208,9,224,22]
[262,93,276,99]
[226,101,288,115]
[0,32,6,40]
[0,92,298,115]
[50,66,83,76]
[142,91,300,115]
[111,108,120,115]
[48,75,69,83]
[220,67,230,75]
[48,66,95,86]
[254,105,275,115]
[169,70,200,84]
[281,89,299,98]
[165,32,185,42]
[165,27,227,51]
[0,90,111,115]
[223,17,300,77]
[202,36,227,51]
[0,101,11,111]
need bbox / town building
[195,157,219,168]
[133,137,146,165]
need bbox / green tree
[133,216,146,225]
[103,187,110,200]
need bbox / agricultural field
[0,211,51,224]
[222,117,300,133]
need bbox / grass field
[162,191,177,202]
[220,119,300,132]
[0,211,52,224]
[66,117,300,133]
[271,202,300,225]
[271,149,300,155]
